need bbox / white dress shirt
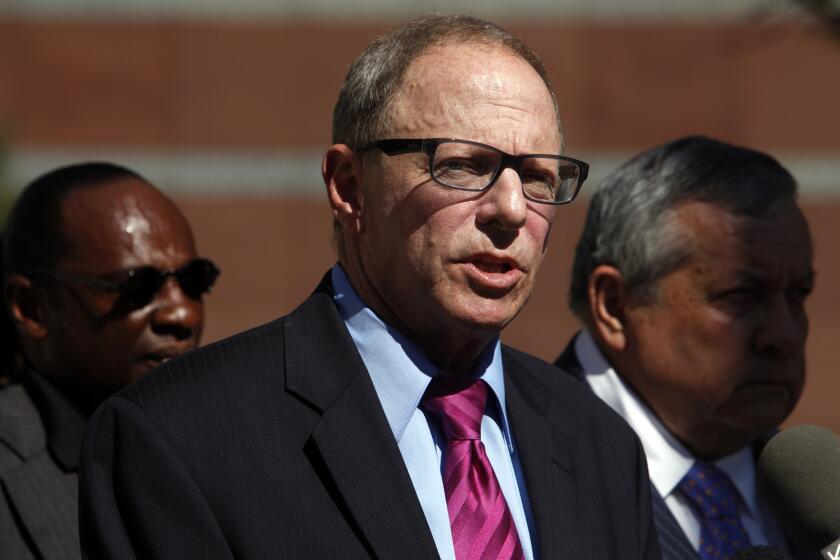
[575,329,788,551]
[331,265,537,560]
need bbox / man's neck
[335,261,496,376]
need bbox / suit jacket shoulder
[0,383,45,469]
[81,278,439,559]
[506,343,647,452]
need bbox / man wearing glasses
[1,162,219,558]
[80,16,660,559]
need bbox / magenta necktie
[422,377,525,560]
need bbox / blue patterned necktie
[678,462,752,560]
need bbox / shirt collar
[331,264,513,450]
[716,445,762,520]
[576,329,761,517]
[22,369,88,472]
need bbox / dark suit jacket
[0,377,81,560]
[80,276,662,559]
[555,334,806,560]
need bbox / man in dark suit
[555,136,814,560]
[80,15,661,559]
[1,163,218,559]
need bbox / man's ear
[5,274,49,340]
[323,144,364,234]
[588,265,628,352]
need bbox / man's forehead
[385,42,560,148]
[400,43,545,101]
[61,181,154,232]
[673,200,813,282]
[59,181,194,266]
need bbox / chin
[129,362,157,383]
[451,299,524,333]
[714,412,788,453]
[736,384,798,427]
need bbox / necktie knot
[422,377,487,441]
[678,462,741,519]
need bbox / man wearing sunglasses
[1,162,218,559]
[80,15,660,560]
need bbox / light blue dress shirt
[331,265,537,560]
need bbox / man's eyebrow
[732,268,816,286]
[731,268,765,284]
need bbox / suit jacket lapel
[284,276,439,560]
[650,488,699,560]
[2,457,79,560]
[0,384,79,560]
[502,348,584,559]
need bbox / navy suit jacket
[80,276,662,559]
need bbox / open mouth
[473,260,514,274]
[463,254,524,292]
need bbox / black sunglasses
[30,258,220,308]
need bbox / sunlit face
[39,179,205,405]
[621,201,814,459]
[350,44,561,364]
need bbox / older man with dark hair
[81,15,661,560]
[556,136,814,560]
[0,162,219,559]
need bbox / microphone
[757,425,840,555]
[729,545,792,559]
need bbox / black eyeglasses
[30,258,220,308]
[365,138,589,205]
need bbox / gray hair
[568,135,798,318]
[331,14,561,148]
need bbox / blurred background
[1,0,837,432]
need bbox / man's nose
[150,277,204,341]
[477,168,528,231]
[754,292,808,358]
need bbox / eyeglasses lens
[121,267,166,306]
[431,141,580,203]
[521,157,580,203]
[432,142,500,190]
[118,259,220,306]
[176,259,220,299]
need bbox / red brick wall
[1,19,839,151]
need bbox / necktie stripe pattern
[422,377,525,560]
[678,462,752,560]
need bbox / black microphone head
[729,545,792,560]
[757,425,840,552]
